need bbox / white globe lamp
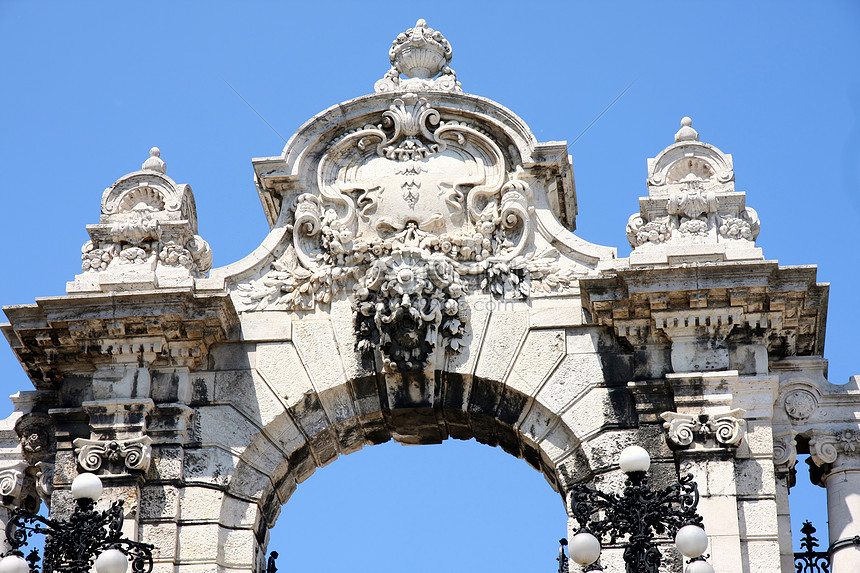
[95,549,128,573]
[685,560,716,573]
[675,524,709,558]
[618,445,651,473]
[71,472,103,501]
[0,555,31,573]
[568,531,601,565]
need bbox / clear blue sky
[1,1,857,570]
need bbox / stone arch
[151,312,641,571]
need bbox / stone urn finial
[376,19,461,93]
[389,19,452,79]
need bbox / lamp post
[0,473,154,573]
[565,446,714,573]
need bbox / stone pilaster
[662,371,745,571]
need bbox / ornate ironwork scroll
[569,471,704,573]
[1,496,154,573]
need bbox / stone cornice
[1,288,238,388]
[580,261,827,360]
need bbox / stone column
[810,431,860,571]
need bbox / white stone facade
[0,19,855,573]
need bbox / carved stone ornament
[234,19,619,372]
[661,409,746,448]
[0,466,25,499]
[73,435,153,473]
[14,413,54,464]
[70,148,212,291]
[783,388,819,421]
[626,118,762,265]
[772,434,798,472]
[35,460,54,507]
[375,19,462,94]
[236,95,584,371]
[809,432,839,466]
[808,429,860,470]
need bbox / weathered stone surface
[504,328,565,398]
[0,18,850,573]
[474,310,529,383]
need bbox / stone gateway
[0,19,857,573]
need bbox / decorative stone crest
[236,93,584,371]
[375,19,462,94]
[70,148,212,292]
[626,118,762,265]
[661,409,746,448]
[73,435,153,473]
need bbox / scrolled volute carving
[73,436,153,473]
[35,461,54,507]
[809,432,839,466]
[236,95,581,371]
[772,434,798,472]
[661,409,746,448]
[0,467,24,498]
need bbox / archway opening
[271,438,567,572]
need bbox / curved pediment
[217,90,615,371]
[200,23,617,372]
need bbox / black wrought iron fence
[794,521,829,573]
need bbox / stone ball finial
[388,18,453,80]
[142,146,167,173]
[675,117,699,143]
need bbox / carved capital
[809,429,860,476]
[73,435,152,473]
[772,433,798,474]
[0,461,38,511]
[661,409,746,449]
